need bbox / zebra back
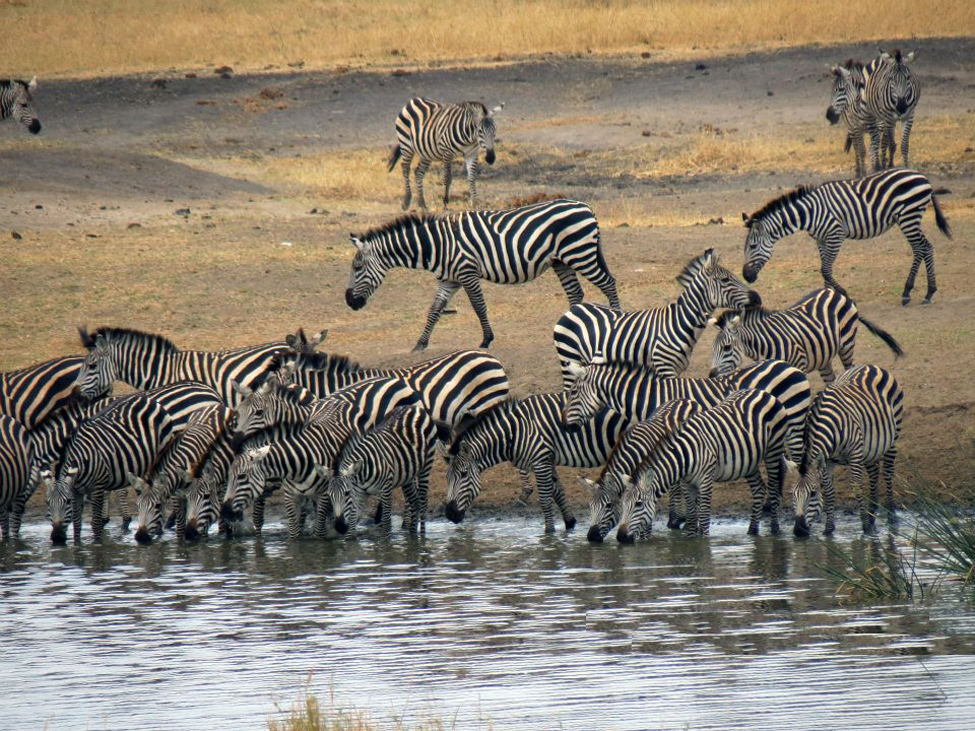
[1,354,99,429]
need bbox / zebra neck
[376,218,453,274]
[670,280,718,336]
[601,368,654,421]
[471,412,517,469]
[767,198,808,236]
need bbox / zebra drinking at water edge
[1,77,40,134]
[865,49,920,171]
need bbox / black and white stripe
[0,414,33,541]
[553,249,759,385]
[793,364,904,537]
[388,97,501,211]
[345,199,620,351]
[826,59,881,178]
[865,50,920,171]
[741,168,952,305]
[1,77,40,134]
[1,354,102,429]
[708,288,903,384]
[617,389,789,540]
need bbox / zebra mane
[79,326,180,355]
[447,396,522,456]
[747,185,817,224]
[457,100,489,116]
[295,350,363,374]
[358,213,458,241]
[676,248,717,286]
[189,409,235,477]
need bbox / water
[2,514,974,730]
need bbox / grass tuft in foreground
[905,473,975,584]
[820,532,930,602]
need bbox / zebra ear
[458,441,473,460]
[490,102,505,115]
[566,361,587,381]
[590,353,606,366]
[313,464,333,481]
[742,212,752,228]
[231,380,252,398]
[342,460,363,478]
[350,234,364,251]
[905,51,916,64]
[785,459,799,473]
[836,65,850,79]
[248,444,271,461]
[577,475,598,494]
[127,472,147,494]
[730,314,741,326]
[94,334,109,352]
[309,329,328,349]
[66,465,80,476]
[28,76,37,90]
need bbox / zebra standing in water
[826,60,879,178]
[708,288,903,384]
[793,364,904,537]
[553,249,759,385]
[388,97,502,211]
[741,168,951,305]
[865,50,920,171]
[1,77,41,134]
[0,415,33,541]
[345,199,620,351]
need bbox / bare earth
[4,39,975,526]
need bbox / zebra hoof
[411,341,428,353]
[901,296,911,306]
[564,516,577,531]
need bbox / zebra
[708,288,904,384]
[0,414,33,541]
[826,59,880,178]
[315,404,451,537]
[1,77,40,134]
[553,249,759,385]
[2,353,107,429]
[865,50,920,171]
[617,389,789,541]
[741,168,952,305]
[444,392,628,533]
[793,364,904,537]
[182,416,238,541]
[75,326,307,405]
[345,199,620,351]
[388,97,502,211]
[581,398,703,543]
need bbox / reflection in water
[1,515,973,730]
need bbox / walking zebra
[708,288,903,384]
[445,392,628,533]
[826,59,879,178]
[75,326,307,405]
[582,399,703,543]
[793,364,904,537]
[741,168,952,305]
[553,249,759,385]
[1,77,40,134]
[388,97,502,211]
[617,389,789,540]
[2,354,106,429]
[316,404,450,537]
[0,415,33,541]
[865,50,920,171]
[345,199,620,351]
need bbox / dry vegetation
[3,0,973,77]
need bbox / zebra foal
[1,77,40,134]
[388,97,502,210]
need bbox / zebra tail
[932,193,953,240]
[859,315,905,358]
[387,145,402,173]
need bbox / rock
[214,65,233,75]
[175,208,191,216]
[127,223,142,229]
[695,63,707,70]
[259,87,284,100]
[11,231,22,240]
[185,72,197,78]
[150,78,167,90]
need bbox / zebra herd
[0,46,951,545]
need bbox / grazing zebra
[793,364,904,537]
[582,399,703,543]
[182,416,238,541]
[388,97,502,211]
[708,288,903,384]
[316,404,450,537]
[617,389,789,540]
[1,354,107,429]
[1,77,40,134]
[345,199,620,351]
[75,326,307,405]
[0,415,33,541]
[553,249,759,385]
[444,393,628,533]
[865,50,920,171]
[741,168,952,305]
[826,60,879,178]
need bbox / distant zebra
[553,249,759,385]
[445,392,628,533]
[617,389,789,540]
[741,168,952,305]
[793,364,904,537]
[2,354,104,429]
[345,199,620,351]
[826,59,880,177]
[0,415,32,541]
[388,97,502,211]
[708,288,903,384]
[581,399,703,543]
[1,77,41,134]
[75,326,303,405]
[316,404,450,537]
[865,50,920,170]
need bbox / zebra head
[582,475,623,544]
[444,440,481,523]
[46,465,78,544]
[826,63,857,124]
[562,358,606,427]
[708,313,746,377]
[318,463,368,536]
[792,460,823,538]
[184,470,220,541]
[679,248,760,312]
[231,380,277,446]
[131,472,165,545]
[6,77,41,134]
[77,328,117,400]
[221,445,271,523]
[345,234,388,311]
[615,473,658,544]
[741,213,775,283]
[879,49,917,116]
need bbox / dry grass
[4,0,974,77]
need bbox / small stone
[641,51,651,59]
[391,69,411,77]
[695,63,707,70]
[259,87,284,100]
[34,204,43,209]
[11,231,22,240]
[150,78,167,90]
[127,222,142,229]
[175,208,191,216]
[86,233,98,238]
[214,65,233,75]
[641,130,652,137]
[767,90,774,96]
[185,72,197,78]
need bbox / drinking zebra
[826,60,879,178]
[1,77,40,134]
[741,168,951,305]
[444,393,628,533]
[315,404,451,537]
[0,415,33,541]
[553,249,758,385]
[182,417,237,541]
[2,354,107,429]
[708,288,903,384]
[793,364,904,537]
[865,50,920,170]
[388,97,502,211]
[617,389,789,540]
[345,199,620,351]
[582,399,703,543]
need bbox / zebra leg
[414,159,432,211]
[118,488,132,532]
[852,132,867,178]
[866,461,881,532]
[400,153,414,211]
[920,238,937,305]
[0,508,8,541]
[314,493,333,538]
[551,261,585,306]
[696,475,715,537]
[848,457,873,534]
[90,491,107,540]
[764,451,784,535]
[441,159,452,210]
[551,474,577,531]
[72,493,84,542]
[817,234,847,296]
[460,276,495,349]
[175,495,187,540]
[868,120,883,172]
[416,463,432,534]
[285,492,303,540]
[745,472,767,536]
[533,462,558,534]
[818,361,837,386]
[899,223,936,305]
[900,112,914,168]
[465,157,480,209]
[883,447,897,519]
[253,494,266,536]
[414,280,461,352]
[820,466,837,535]
[667,483,687,530]
[380,486,393,537]
[517,469,533,505]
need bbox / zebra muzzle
[345,289,366,310]
[747,290,762,307]
[742,264,759,283]
[825,107,840,124]
[334,516,349,534]
[221,502,243,523]
[793,516,811,538]
[444,500,466,524]
[28,119,41,134]
[586,525,605,544]
[50,523,68,545]
[616,526,635,544]
[896,98,909,115]
[134,526,153,545]
[184,520,202,541]
[484,149,496,165]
